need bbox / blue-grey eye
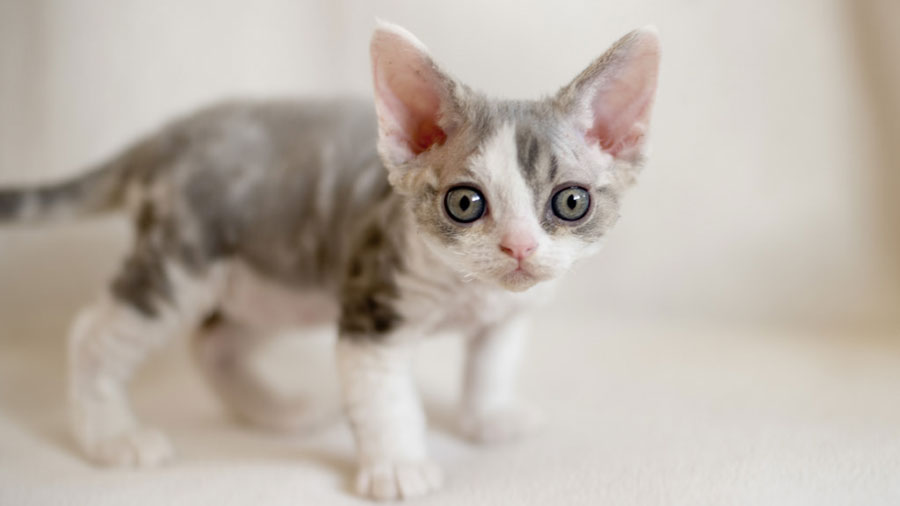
[551,186,590,221]
[445,186,485,223]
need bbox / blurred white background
[1,2,899,505]
[2,0,898,331]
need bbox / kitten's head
[371,22,660,292]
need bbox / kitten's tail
[0,136,165,224]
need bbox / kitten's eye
[444,186,486,223]
[551,186,591,221]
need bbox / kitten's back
[152,98,391,288]
[0,98,392,290]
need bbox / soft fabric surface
[2,307,898,505]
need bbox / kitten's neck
[396,200,462,280]
[396,198,549,299]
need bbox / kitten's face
[371,23,659,291]
[408,108,622,291]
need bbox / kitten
[0,22,659,500]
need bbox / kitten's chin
[496,269,543,292]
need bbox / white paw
[355,459,443,501]
[85,427,175,468]
[460,402,544,445]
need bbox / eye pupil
[567,194,577,210]
[445,186,486,223]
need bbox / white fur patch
[336,339,442,500]
[474,122,541,228]
[220,262,339,332]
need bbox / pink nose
[499,234,537,261]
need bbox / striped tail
[0,137,164,224]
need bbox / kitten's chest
[406,278,547,335]
[440,292,519,332]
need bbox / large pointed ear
[556,27,660,162]
[370,21,459,170]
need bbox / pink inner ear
[587,85,654,156]
[409,120,447,154]
[372,35,449,159]
[582,33,659,158]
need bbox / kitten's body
[0,23,659,500]
[9,97,549,333]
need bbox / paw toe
[356,459,443,500]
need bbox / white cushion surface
[2,305,898,506]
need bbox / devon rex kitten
[0,22,659,500]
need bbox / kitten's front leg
[337,338,442,500]
[460,314,543,444]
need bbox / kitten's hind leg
[68,256,224,468]
[192,318,339,432]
